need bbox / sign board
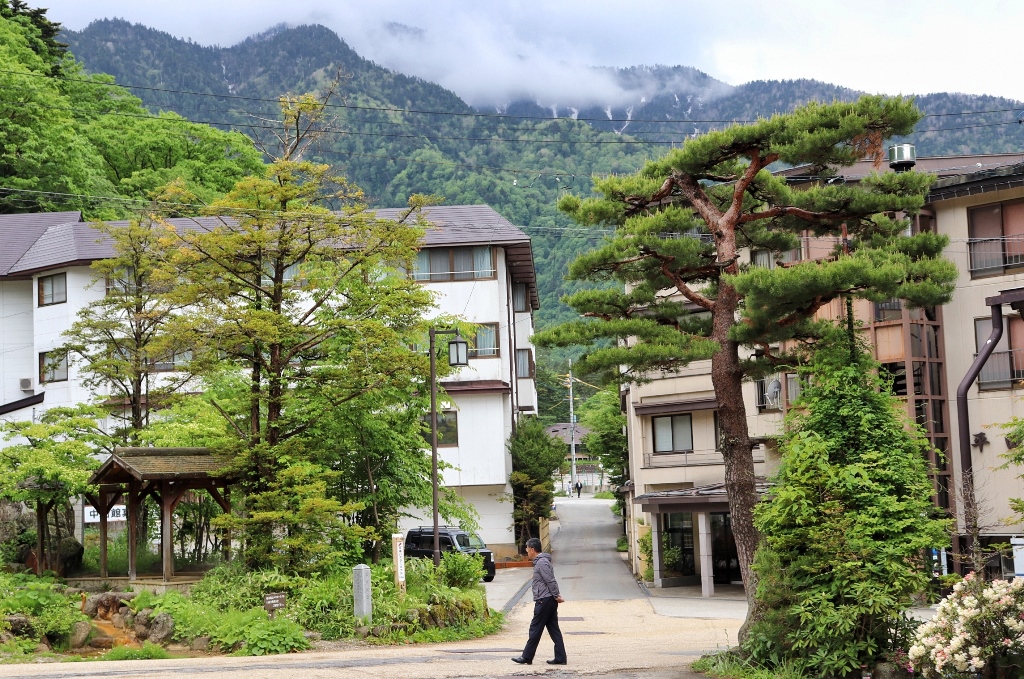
[263,592,286,617]
[392,533,406,593]
[84,505,127,523]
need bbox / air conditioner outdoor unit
[19,378,33,391]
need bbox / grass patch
[400,612,505,644]
[615,536,628,552]
[593,491,615,500]
[691,651,804,679]
[97,642,171,661]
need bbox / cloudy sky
[41,1,1024,106]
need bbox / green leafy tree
[160,92,437,571]
[533,96,958,629]
[579,388,628,489]
[0,406,111,573]
[62,217,197,443]
[747,339,949,675]
[508,418,565,550]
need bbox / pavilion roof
[90,448,234,485]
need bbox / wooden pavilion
[85,448,235,582]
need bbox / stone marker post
[353,563,372,624]
[392,533,406,594]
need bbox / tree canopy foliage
[508,418,565,551]
[534,96,958,635]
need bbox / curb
[501,577,534,615]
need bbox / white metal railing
[968,237,1024,274]
[756,373,783,410]
[976,349,1024,388]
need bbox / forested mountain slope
[62,19,1024,330]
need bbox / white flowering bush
[910,573,1024,678]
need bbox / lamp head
[448,334,469,367]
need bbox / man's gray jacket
[531,552,560,600]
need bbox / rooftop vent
[888,143,917,173]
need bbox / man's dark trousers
[521,596,566,663]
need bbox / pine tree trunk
[710,282,762,642]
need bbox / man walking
[513,538,567,666]
[574,480,582,498]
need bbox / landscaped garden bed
[0,552,501,663]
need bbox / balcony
[968,238,1024,277]
[975,349,1024,390]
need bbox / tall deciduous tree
[508,417,566,550]
[579,388,629,489]
[0,406,111,573]
[62,218,196,443]
[534,96,958,631]
[160,93,438,569]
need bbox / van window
[456,534,470,549]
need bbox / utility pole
[568,359,577,490]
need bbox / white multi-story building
[0,205,538,559]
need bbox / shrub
[240,616,309,655]
[439,552,484,589]
[747,351,949,676]
[910,573,1024,677]
[291,572,355,640]
[0,574,85,641]
[189,563,300,610]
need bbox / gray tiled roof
[0,212,82,276]
[0,208,538,309]
[371,204,531,247]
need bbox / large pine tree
[534,95,958,633]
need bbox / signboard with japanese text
[84,505,127,523]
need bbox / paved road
[548,497,644,601]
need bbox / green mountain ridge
[60,19,1024,332]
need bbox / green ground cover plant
[97,642,171,661]
[592,491,615,500]
[0,573,85,646]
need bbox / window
[152,350,193,372]
[434,410,458,446]
[39,351,68,383]
[412,246,495,282]
[874,298,902,322]
[38,273,67,306]
[652,414,693,453]
[755,374,784,411]
[516,349,534,377]
[713,411,721,451]
[968,200,1024,276]
[512,284,529,312]
[975,315,1024,388]
[751,247,801,269]
[880,362,908,396]
[469,324,499,358]
[105,266,136,296]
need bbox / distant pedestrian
[574,480,582,498]
[512,537,566,666]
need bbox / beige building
[621,152,1024,595]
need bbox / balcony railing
[975,349,1024,389]
[968,238,1024,275]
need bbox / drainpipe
[957,303,1002,481]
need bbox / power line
[4,68,1021,125]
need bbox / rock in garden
[111,613,124,629]
[190,636,210,652]
[88,635,113,649]
[370,625,388,637]
[118,606,129,616]
[147,613,174,645]
[123,613,134,628]
[69,621,91,649]
[58,537,84,575]
[354,626,369,638]
[5,615,31,636]
[82,595,102,618]
[134,624,149,640]
[134,608,153,628]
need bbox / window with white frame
[652,414,693,453]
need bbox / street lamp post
[429,327,468,566]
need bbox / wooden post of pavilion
[98,488,108,579]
